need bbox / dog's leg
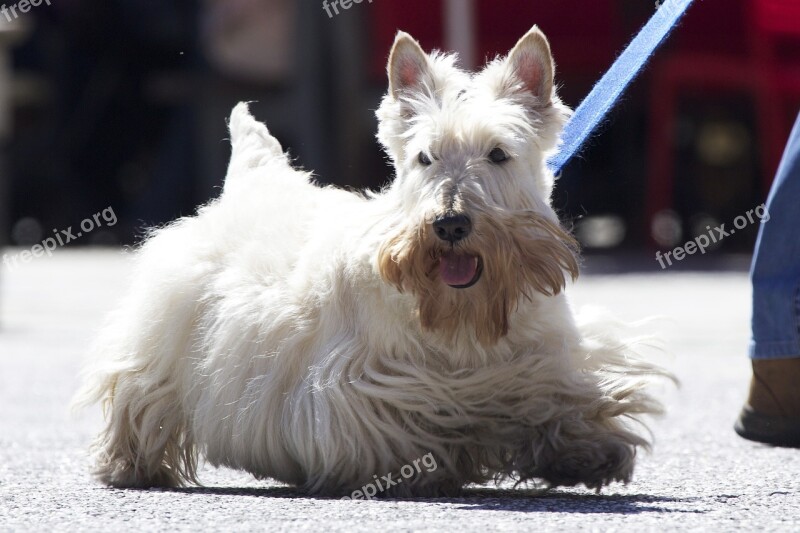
[81,359,197,488]
[76,258,204,488]
[526,415,644,491]
[511,374,660,491]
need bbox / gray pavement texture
[1,250,798,532]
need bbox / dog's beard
[378,210,580,346]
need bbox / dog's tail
[225,102,287,184]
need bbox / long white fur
[77,27,669,496]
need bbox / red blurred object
[368,0,620,84]
[645,0,800,242]
[370,0,446,80]
[474,1,618,72]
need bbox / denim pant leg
[749,113,800,360]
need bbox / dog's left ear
[388,31,433,100]
[504,26,554,105]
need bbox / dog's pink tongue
[439,252,478,286]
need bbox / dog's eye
[418,152,432,166]
[488,147,508,164]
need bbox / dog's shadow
[162,486,702,515]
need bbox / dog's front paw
[514,427,640,492]
[538,437,635,490]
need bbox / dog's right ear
[388,31,433,99]
[504,26,555,105]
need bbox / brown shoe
[734,359,800,447]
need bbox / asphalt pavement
[1,250,798,532]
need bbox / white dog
[78,27,668,496]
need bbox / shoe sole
[734,406,800,448]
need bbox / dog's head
[376,27,579,346]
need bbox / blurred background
[1,0,799,262]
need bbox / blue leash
[548,0,695,174]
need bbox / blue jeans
[750,113,800,360]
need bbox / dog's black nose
[433,214,472,243]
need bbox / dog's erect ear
[388,31,433,99]
[504,26,554,104]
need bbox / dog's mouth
[438,252,483,288]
